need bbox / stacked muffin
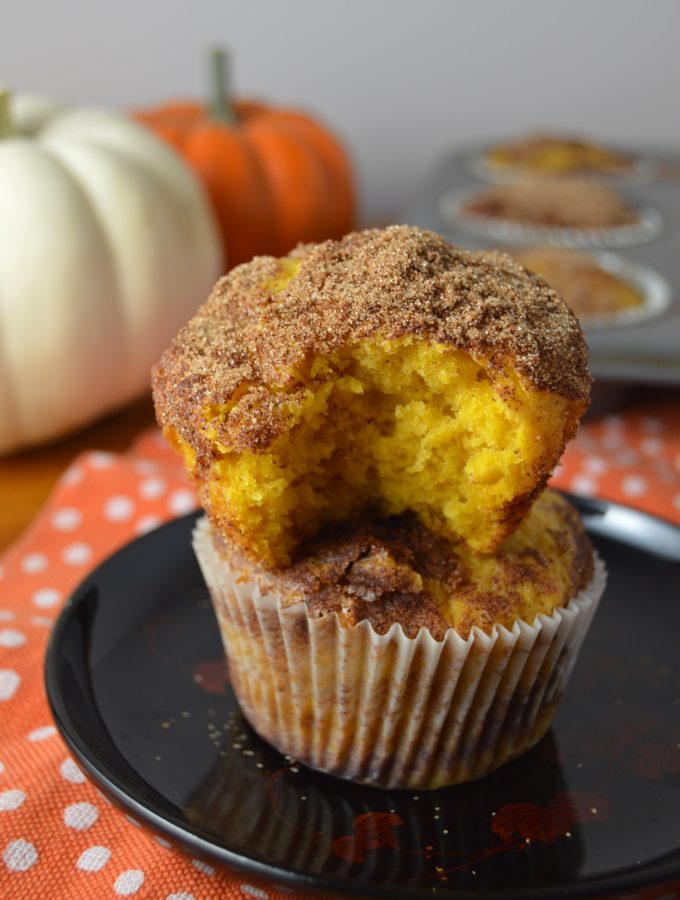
[152,226,606,789]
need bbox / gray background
[3,0,680,222]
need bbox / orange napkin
[550,394,680,525]
[1,396,679,899]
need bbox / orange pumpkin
[135,51,356,268]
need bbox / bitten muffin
[461,178,639,230]
[511,247,644,320]
[485,132,634,177]
[153,226,590,567]
[194,490,605,788]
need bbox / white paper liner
[438,186,663,249]
[193,517,606,790]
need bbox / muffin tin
[406,141,680,385]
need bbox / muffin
[152,225,604,790]
[193,490,605,789]
[485,132,634,177]
[152,226,590,568]
[511,246,644,321]
[460,178,639,230]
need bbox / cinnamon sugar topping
[153,227,590,452]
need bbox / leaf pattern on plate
[331,812,405,863]
[492,792,609,843]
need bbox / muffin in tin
[484,132,635,178]
[511,246,644,321]
[460,178,639,231]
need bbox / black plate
[45,498,680,899]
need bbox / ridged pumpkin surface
[135,100,355,267]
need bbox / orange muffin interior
[154,228,590,567]
[170,331,576,566]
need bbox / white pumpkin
[0,92,221,454]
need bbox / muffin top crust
[485,132,634,175]
[152,226,590,454]
[511,246,644,319]
[461,178,639,229]
[214,490,594,640]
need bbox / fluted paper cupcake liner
[193,517,606,790]
[438,187,663,249]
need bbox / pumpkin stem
[209,47,236,124]
[0,88,12,138]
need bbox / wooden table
[0,396,156,553]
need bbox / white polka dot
[0,611,14,622]
[166,894,194,900]
[51,507,82,532]
[0,762,5,775]
[615,449,638,467]
[2,838,38,872]
[62,543,92,566]
[28,725,56,742]
[124,814,142,828]
[139,478,167,500]
[0,565,4,580]
[641,416,662,434]
[0,789,26,811]
[154,836,172,849]
[134,460,158,475]
[603,414,624,430]
[622,475,647,498]
[32,588,61,609]
[104,495,136,522]
[21,553,47,575]
[135,515,162,536]
[0,671,20,702]
[64,801,99,830]
[77,845,111,872]
[114,869,145,895]
[569,475,597,496]
[60,758,86,784]
[89,451,115,469]
[0,630,26,649]
[653,460,675,482]
[583,457,608,475]
[30,617,54,628]
[191,858,215,876]
[61,464,83,486]
[601,432,623,450]
[241,885,270,899]
[640,436,663,456]
[168,490,196,516]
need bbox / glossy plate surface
[46,499,680,899]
